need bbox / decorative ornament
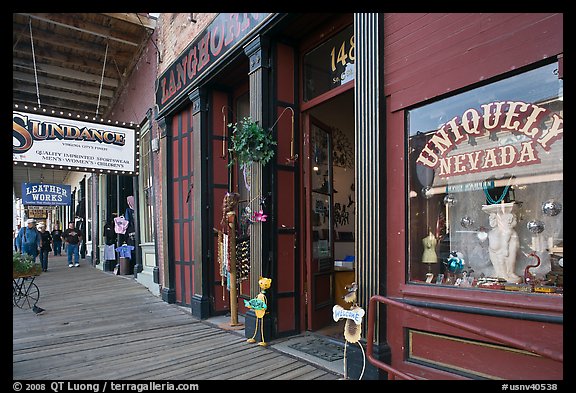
[332,282,366,380]
[445,251,465,274]
[527,220,545,234]
[245,277,272,346]
[421,186,433,199]
[460,216,474,229]
[542,200,562,216]
[252,210,268,222]
[477,228,488,242]
[443,194,457,206]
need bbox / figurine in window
[485,204,522,283]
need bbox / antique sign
[13,110,139,175]
[22,182,72,206]
[415,101,563,178]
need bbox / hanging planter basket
[228,117,276,172]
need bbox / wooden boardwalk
[13,256,339,381]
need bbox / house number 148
[330,35,355,72]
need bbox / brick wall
[156,13,217,75]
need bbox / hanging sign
[156,13,273,115]
[22,182,72,206]
[13,110,139,175]
[415,101,563,178]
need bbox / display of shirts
[115,244,135,259]
[114,216,129,234]
[104,244,116,260]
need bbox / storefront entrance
[302,88,354,335]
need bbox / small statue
[483,203,522,283]
[245,276,272,346]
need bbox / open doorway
[303,88,355,338]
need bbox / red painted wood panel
[212,140,228,184]
[172,223,180,262]
[181,135,189,177]
[172,182,180,220]
[183,221,190,262]
[384,13,563,111]
[277,43,295,103]
[275,106,294,164]
[183,264,191,305]
[182,178,189,220]
[277,297,296,333]
[174,263,182,303]
[408,329,562,380]
[277,233,295,293]
[171,139,179,179]
[276,171,295,228]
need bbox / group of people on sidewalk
[14,220,83,271]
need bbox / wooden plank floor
[13,255,339,381]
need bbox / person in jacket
[63,221,82,267]
[38,223,53,272]
[51,224,63,256]
[16,219,41,262]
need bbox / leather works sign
[13,110,139,175]
[415,101,563,178]
[156,13,272,115]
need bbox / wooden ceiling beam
[14,93,107,118]
[13,60,119,88]
[17,13,143,47]
[13,70,115,98]
[101,13,157,30]
[14,46,122,79]
[14,82,110,107]
[13,21,135,62]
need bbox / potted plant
[228,117,276,169]
[13,251,42,278]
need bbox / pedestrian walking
[63,221,82,267]
[15,219,41,262]
[51,225,63,256]
[38,223,52,272]
[14,224,21,251]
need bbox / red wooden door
[170,105,195,306]
[304,114,335,331]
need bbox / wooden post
[227,211,242,327]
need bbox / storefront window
[407,62,563,295]
[139,124,154,243]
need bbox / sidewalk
[13,255,341,381]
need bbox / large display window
[407,62,563,295]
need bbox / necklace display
[483,176,513,204]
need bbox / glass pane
[311,124,331,193]
[312,192,332,259]
[407,62,563,294]
[303,24,354,101]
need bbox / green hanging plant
[228,117,276,169]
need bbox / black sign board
[156,13,272,115]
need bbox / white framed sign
[13,108,140,175]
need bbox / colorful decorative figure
[445,251,465,274]
[245,277,272,346]
[332,282,366,380]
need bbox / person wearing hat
[15,219,41,262]
[38,223,53,272]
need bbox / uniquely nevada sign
[13,110,139,175]
[415,101,563,178]
[22,182,72,206]
[156,13,272,115]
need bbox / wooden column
[189,87,211,318]
[244,36,271,298]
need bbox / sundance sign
[156,13,271,115]
[416,101,563,178]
